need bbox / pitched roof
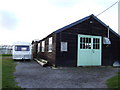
[54,14,120,38]
[38,14,120,42]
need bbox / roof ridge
[54,14,120,38]
[92,15,120,38]
[40,14,120,41]
[54,14,92,33]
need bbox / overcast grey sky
[0,0,119,45]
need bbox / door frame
[77,34,102,67]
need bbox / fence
[0,45,13,54]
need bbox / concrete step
[34,58,48,67]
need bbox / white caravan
[12,42,32,60]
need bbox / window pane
[88,43,91,49]
[93,38,95,43]
[83,43,85,49]
[42,41,45,52]
[93,44,96,49]
[89,38,91,43]
[80,38,92,49]
[86,38,88,43]
[80,37,82,43]
[61,42,68,51]
[38,43,40,53]
[83,38,85,43]
[48,37,52,52]
[97,44,100,49]
[93,38,100,49]
[15,46,29,51]
[98,39,100,44]
[80,44,82,49]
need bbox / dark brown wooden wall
[55,17,120,66]
[55,33,77,66]
[34,16,120,66]
[63,18,108,37]
[102,33,120,66]
[32,42,38,58]
[37,34,57,65]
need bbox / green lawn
[2,54,12,56]
[0,54,2,89]
[106,72,120,88]
[2,55,21,89]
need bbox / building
[32,14,120,67]
[0,45,13,54]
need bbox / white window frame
[48,37,53,52]
[42,41,45,52]
[38,43,40,53]
[61,42,68,52]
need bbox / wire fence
[0,45,13,54]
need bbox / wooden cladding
[32,15,120,67]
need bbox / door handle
[92,50,94,53]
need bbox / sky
[0,0,119,45]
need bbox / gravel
[14,60,119,88]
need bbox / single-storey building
[32,14,120,67]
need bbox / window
[42,41,45,52]
[15,45,29,51]
[38,43,40,53]
[93,38,100,49]
[80,37,91,49]
[48,37,52,52]
[61,42,68,52]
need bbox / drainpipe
[108,26,110,38]
[118,1,120,35]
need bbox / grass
[0,54,2,89]
[2,56,21,89]
[106,72,120,88]
[2,54,12,56]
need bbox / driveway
[14,60,119,88]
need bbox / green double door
[77,34,102,66]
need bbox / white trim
[38,43,40,53]
[41,41,45,52]
[48,37,53,52]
